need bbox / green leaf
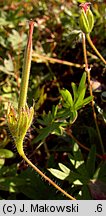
[77,163,89,183]
[36,118,47,126]
[74,87,86,109]
[81,185,91,199]
[67,170,83,184]
[52,105,58,119]
[75,96,93,110]
[78,72,86,95]
[34,126,52,143]
[60,89,73,108]
[34,122,64,143]
[68,143,89,184]
[74,72,88,109]
[81,96,93,107]
[0,159,5,167]
[86,145,96,178]
[57,108,71,119]
[97,162,106,182]
[71,82,78,102]
[58,163,70,174]
[37,106,57,127]
[0,149,14,159]
[48,168,69,180]
[42,111,54,125]
[19,168,62,199]
[69,110,78,124]
[72,142,84,162]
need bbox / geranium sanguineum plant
[7,20,75,200]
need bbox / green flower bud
[86,8,94,33]
[79,7,94,34]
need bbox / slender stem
[16,135,76,200]
[82,33,105,154]
[82,33,88,71]
[18,20,35,112]
[86,34,106,65]
[32,53,85,68]
[21,152,76,200]
[66,129,103,160]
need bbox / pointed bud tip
[79,2,91,13]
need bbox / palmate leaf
[49,142,90,185]
[37,112,53,126]
[60,72,92,113]
[49,142,96,187]
[34,122,65,143]
[49,164,86,185]
[69,143,90,184]
[57,108,77,124]
[37,105,58,126]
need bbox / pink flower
[79,2,91,13]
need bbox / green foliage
[34,105,66,143]
[0,164,63,199]
[34,72,92,144]
[59,72,92,121]
[0,149,14,159]
[0,149,14,168]
[49,142,106,199]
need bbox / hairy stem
[82,33,104,154]
[86,34,106,65]
[66,128,102,160]
[82,33,88,71]
[19,148,76,200]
